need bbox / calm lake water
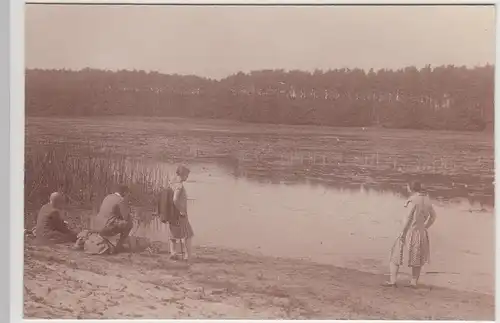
[139,162,494,295]
[27,117,495,206]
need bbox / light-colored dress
[169,181,194,240]
[391,193,436,267]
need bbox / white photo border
[2,0,10,322]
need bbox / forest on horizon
[26,64,494,132]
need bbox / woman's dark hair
[410,181,423,192]
[176,165,191,177]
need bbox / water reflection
[167,156,494,209]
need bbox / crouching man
[92,185,133,252]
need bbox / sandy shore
[23,237,494,320]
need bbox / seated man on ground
[92,185,133,252]
[34,192,77,245]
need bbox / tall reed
[24,142,169,229]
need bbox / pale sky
[25,5,496,79]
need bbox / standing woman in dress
[169,165,195,261]
[384,181,437,287]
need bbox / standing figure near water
[34,192,78,245]
[168,165,195,261]
[384,181,437,287]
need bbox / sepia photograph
[23,3,495,320]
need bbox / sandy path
[23,238,494,320]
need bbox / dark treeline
[26,65,494,131]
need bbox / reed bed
[24,142,169,231]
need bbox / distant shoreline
[25,115,495,135]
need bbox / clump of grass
[24,141,169,229]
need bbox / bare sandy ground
[23,237,494,320]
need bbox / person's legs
[169,239,180,257]
[179,239,186,258]
[180,218,194,261]
[41,231,77,245]
[388,262,400,284]
[66,231,78,243]
[100,219,132,252]
[100,223,121,237]
[410,266,422,286]
[116,220,133,249]
[183,237,193,260]
[169,223,184,259]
